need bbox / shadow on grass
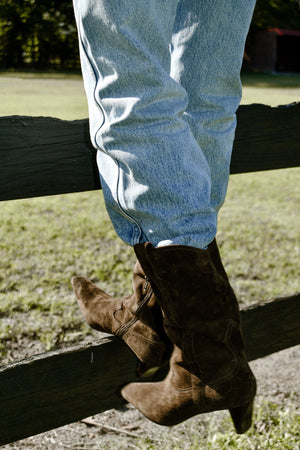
[241,71,300,88]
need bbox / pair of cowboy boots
[72,240,256,434]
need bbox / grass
[0,70,299,118]
[0,72,299,447]
[133,398,300,449]
[49,397,299,449]
[0,192,136,356]
[0,71,88,119]
[0,169,299,359]
[241,71,300,88]
[240,72,300,106]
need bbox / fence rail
[0,103,299,445]
[0,293,299,445]
[1,103,300,202]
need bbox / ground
[2,343,299,449]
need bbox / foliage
[0,0,79,70]
[0,0,299,69]
[250,0,300,32]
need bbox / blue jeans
[73,0,256,249]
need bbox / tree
[0,0,299,70]
[0,0,79,70]
[251,0,300,32]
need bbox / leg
[170,0,256,212]
[73,0,215,250]
[73,0,257,432]
[72,0,183,372]
[121,0,257,433]
[122,241,256,433]
[71,0,217,371]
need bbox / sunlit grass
[0,71,299,119]
[134,398,300,449]
[241,71,300,88]
[0,72,88,119]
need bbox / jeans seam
[78,16,143,245]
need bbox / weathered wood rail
[0,102,299,445]
[1,103,300,201]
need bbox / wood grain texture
[232,103,300,173]
[1,103,299,201]
[240,292,300,361]
[0,116,99,201]
[0,338,139,445]
[0,292,299,445]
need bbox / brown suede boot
[121,241,256,433]
[71,260,171,372]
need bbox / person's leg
[72,0,187,372]
[73,0,257,432]
[121,0,257,433]
[170,0,256,214]
[122,241,256,433]
[72,0,215,251]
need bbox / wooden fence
[0,102,299,445]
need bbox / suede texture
[122,241,256,433]
[72,260,171,368]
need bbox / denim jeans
[73,0,256,249]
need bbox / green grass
[0,72,299,447]
[0,70,299,119]
[0,71,298,357]
[64,397,300,449]
[219,168,300,304]
[0,192,135,355]
[0,72,88,119]
[0,169,299,359]
[240,72,300,106]
[241,72,300,88]
[134,398,300,449]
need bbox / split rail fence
[0,102,299,445]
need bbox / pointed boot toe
[71,276,92,298]
[121,381,173,426]
[71,276,107,304]
[71,261,171,370]
[71,276,112,331]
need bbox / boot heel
[229,400,254,434]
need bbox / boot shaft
[134,240,240,330]
[134,240,248,374]
[123,241,256,431]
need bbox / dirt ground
[1,344,299,449]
